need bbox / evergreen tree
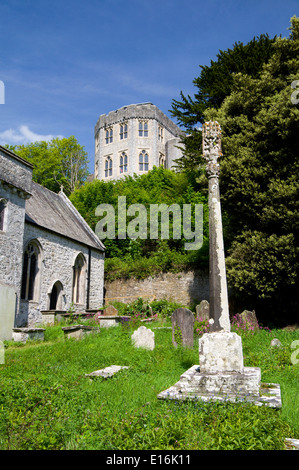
[204,16,299,325]
[170,33,276,173]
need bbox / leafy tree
[70,166,209,265]
[7,136,89,195]
[170,33,276,173]
[204,16,299,325]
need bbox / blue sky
[0,0,297,173]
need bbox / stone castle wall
[94,103,184,181]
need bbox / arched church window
[139,150,149,171]
[120,152,128,173]
[72,253,87,305]
[21,241,41,301]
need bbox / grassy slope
[0,322,298,450]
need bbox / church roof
[25,181,105,251]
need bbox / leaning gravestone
[240,310,259,329]
[85,365,129,379]
[171,308,195,349]
[195,300,209,321]
[103,305,118,316]
[131,326,155,350]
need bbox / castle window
[120,123,128,140]
[21,241,41,301]
[120,152,128,173]
[95,131,100,151]
[158,126,164,142]
[139,121,148,137]
[159,153,166,168]
[139,150,149,171]
[104,156,112,177]
[105,127,113,144]
[0,198,7,231]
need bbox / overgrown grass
[0,319,298,450]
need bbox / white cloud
[0,125,63,146]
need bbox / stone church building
[0,145,105,340]
[94,102,184,181]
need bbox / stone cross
[202,121,230,332]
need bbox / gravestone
[171,308,194,349]
[196,300,209,321]
[131,326,155,350]
[12,328,45,343]
[61,324,99,340]
[103,305,118,316]
[85,365,129,379]
[240,310,259,329]
[271,338,282,348]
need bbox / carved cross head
[202,121,223,177]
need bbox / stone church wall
[0,149,32,321]
[18,223,105,327]
[104,270,209,307]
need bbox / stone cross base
[158,332,282,408]
[157,365,282,408]
[199,332,244,373]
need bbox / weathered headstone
[103,305,118,316]
[240,310,259,330]
[196,300,209,321]
[171,308,195,349]
[271,338,282,348]
[85,365,129,379]
[131,326,155,350]
[61,324,99,340]
[12,328,45,343]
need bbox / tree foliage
[70,166,209,271]
[7,136,89,195]
[203,16,299,324]
[170,33,276,174]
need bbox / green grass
[0,320,298,450]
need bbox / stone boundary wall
[104,270,209,306]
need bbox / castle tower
[94,103,184,181]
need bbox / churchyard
[0,299,298,450]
